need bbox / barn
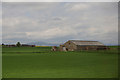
[59,40,108,51]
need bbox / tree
[16,42,21,47]
[2,43,4,45]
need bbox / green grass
[2,47,118,78]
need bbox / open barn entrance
[62,47,68,51]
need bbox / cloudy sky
[2,2,118,45]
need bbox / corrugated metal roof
[70,40,104,46]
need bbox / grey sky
[2,2,118,45]
[2,0,119,2]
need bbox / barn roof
[69,40,104,46]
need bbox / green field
[2,47,118,78]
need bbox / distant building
[59,40,109,51]
[21,44,35,47]
[4,44,16,47]
[3,44,35,47]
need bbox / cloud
[2,2,118,45]
[26,27,77,39]
[2,0,119,2]
[0,2,2,43]
[52,17,63,21]
[65,3,91,11]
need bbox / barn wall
[59,40,108,51]
[77,45,108,50]
[59,45,64,51]
[97,46,109,50]
[64,41,77,51]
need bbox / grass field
[2,47,118,78]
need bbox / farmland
[2,47,118,78]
